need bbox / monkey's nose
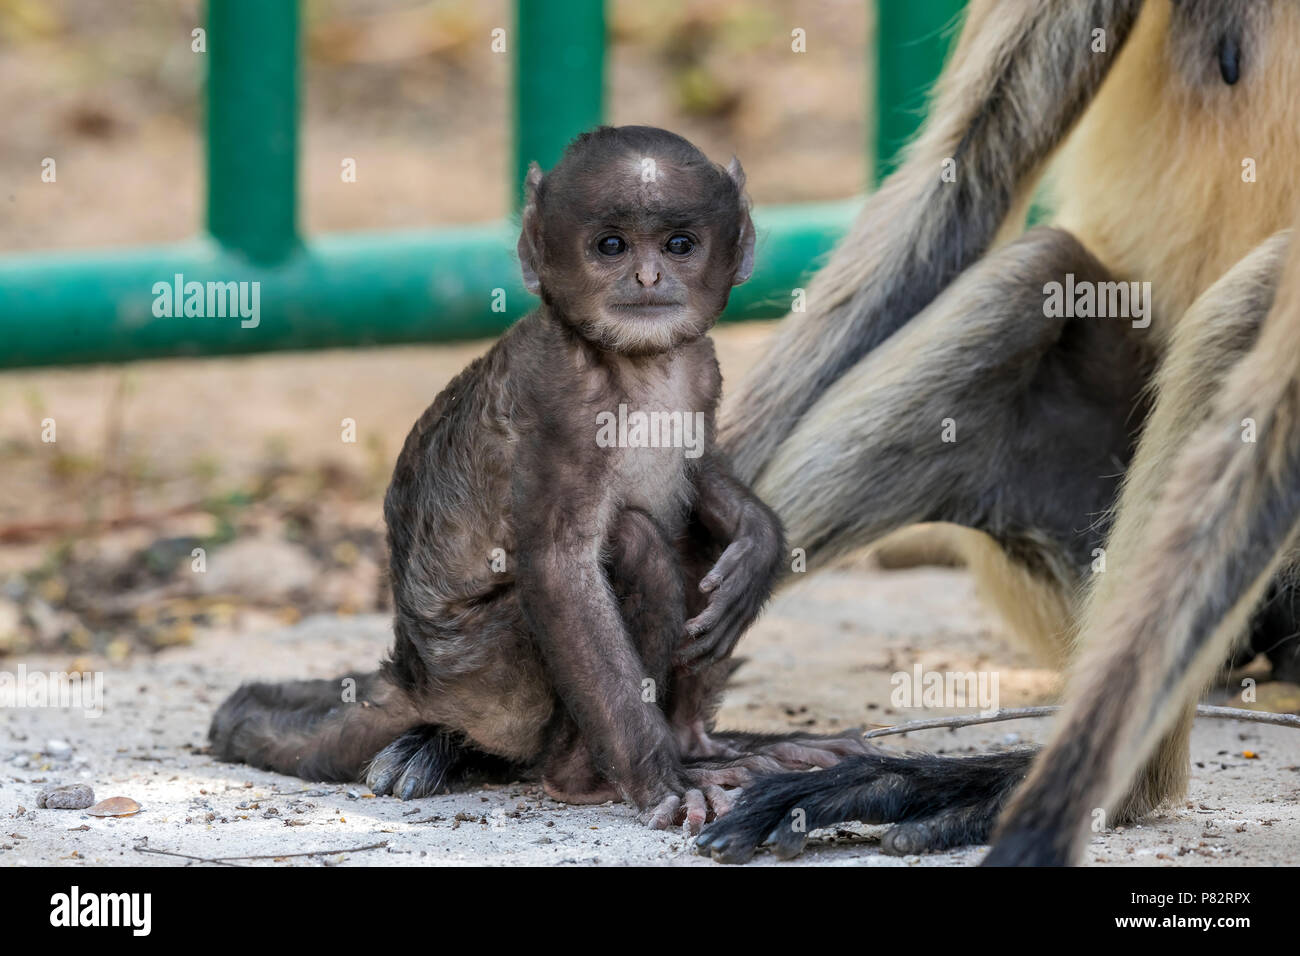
[636,269,661,286]
[1218,35,1241,86]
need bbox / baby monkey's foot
[643,776,738,835]
[365,725,460,800]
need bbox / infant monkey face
[586,226,721,351]
[590,225,701,319]
[553,184,739,353]
[518,127,755,355]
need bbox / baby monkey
[210,126,868,830]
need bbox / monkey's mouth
[608,301,685,315]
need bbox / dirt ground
[4,562,1299,867]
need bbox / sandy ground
[4,563,1298,867]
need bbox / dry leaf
[87,796,141,817]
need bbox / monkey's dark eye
[665,234,695,256]
[597,236,627,256]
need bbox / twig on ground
[863,704,1300,740]
[134,840,388,866]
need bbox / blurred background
[0,0,877,662]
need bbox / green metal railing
[0,0,964,370]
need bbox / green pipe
[0,2,981,370]
[513,0,605,208]
[873,0,966,183]
[206,0,300,263]
[0,201,856,369]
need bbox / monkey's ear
[522,161,543,204]
[518,162,544,296]
[726,155,747,193]
[727,157,756,286]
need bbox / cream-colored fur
[718,0,1300,860]
[936,1,1300,664]
[1053,1,1300,340]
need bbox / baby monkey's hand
[678,529,781,672]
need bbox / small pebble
[45,739,73,758]
[37,784,95,810]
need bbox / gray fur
[721,0,1146,484]
[700,0,1300,865]
[211,127,870,831]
